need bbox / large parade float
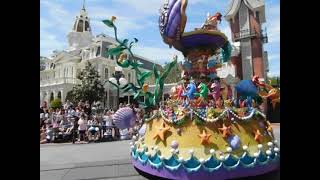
[102,0,280,179]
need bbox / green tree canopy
[163,61,181,84]
[50,98,62,109]
[268,76,280,87]
[66,62,105,105]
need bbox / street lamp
[108,66,128,110]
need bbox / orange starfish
[198,130,212,145]
[218,124,232,138]
[153,122,171,141]
[254,129,263,143]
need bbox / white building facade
[40,5,161,109]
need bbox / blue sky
[40,0,279,77]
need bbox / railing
[40,77,80,87]
[233,28,268,43]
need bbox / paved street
[41,125,280,180]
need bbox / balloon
[113,107,136,129]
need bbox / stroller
[103,125,114,141]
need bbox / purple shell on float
[138,124,147,136]
[159,0,182,39]
[112,107,136,129]
[227,135,241,150]
[171,140,179,149]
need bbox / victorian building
[40,4,162,108]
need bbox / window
[73,21,77,31]
[96,46,101,57]
[66,67,69,77]
[77,20,84,32]
[256,11,259,19]
[85,21,90,31]
[71,67,74,77]
[128,73,131,83]
[105,68,108,79]
[64,68,66,77]
[255,11,260,23]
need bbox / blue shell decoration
[203,156,222,172]
[257,152,269,165]
[223,154,240,169]
[240,152,256,167]
[113,107,136,129]
[148,154,162,169]
[183,156,201,172]
[163,155,181,171]
[228,135,241,150]
[138,150,148,164]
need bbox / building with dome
[40,4,163,109]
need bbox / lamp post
[108,66,128,110]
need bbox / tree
[40,56,47,71]
[50,98,62,109]
[66,62,105,105]
[267,76,280,87]
[163,61,182,83]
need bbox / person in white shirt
[78,114,87,142]
[88,116,100,141]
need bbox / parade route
[40,125,280,180]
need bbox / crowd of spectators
[40,100,144,144]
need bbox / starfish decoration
[218,124,232,138]
[198,130,212,145]
[153,122,171,141]
[254,129,263,143]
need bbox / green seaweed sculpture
[102,17,177,110]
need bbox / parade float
[102,0,280,179]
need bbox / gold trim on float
[182,30,228,41]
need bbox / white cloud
[133,45,184,65]
[267,65,280,77]
[268,53,280,62]
[40,30,67,56]
[265,3,280,43]
[113,0,162,15]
